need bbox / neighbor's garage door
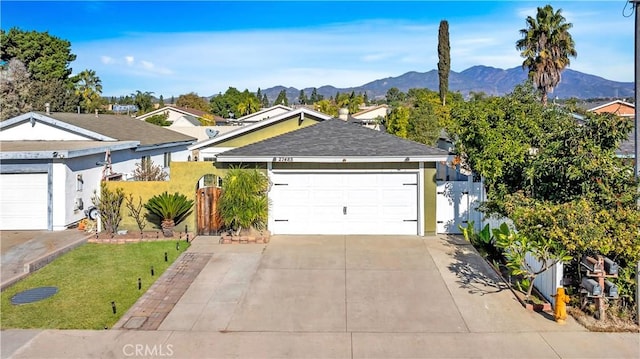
[269,172,418,235]
[0,173,49,230]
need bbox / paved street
[2,235,639,358]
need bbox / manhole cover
[11,286,58,305]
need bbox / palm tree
[516,4,577,106]
[74,69,103,113]
[132,90,154,114]
[144,192,194,237]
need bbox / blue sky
[1,1,635,98]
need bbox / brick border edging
[0,235,92,291]
[112,252,213,330]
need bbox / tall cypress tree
[437,20,450,106]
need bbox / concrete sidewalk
[3,235,639,359]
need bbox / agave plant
[144,191,194,237]
[218,166,269,236]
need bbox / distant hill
[258,66,634,104]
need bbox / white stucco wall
[0,121,91,141]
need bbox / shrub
[91,183,125,235]
[218,166,269,236]
[144,192,194,237]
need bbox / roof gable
[587,100,635,115]
[216,119,449,162]
[233,105,292,123]
[189,107,332,150]
[136,105,223,122]
[1,112,196,147]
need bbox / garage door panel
[269,172,419,235]
[0,173,49,230]
[345,189,378,205]
[311,189,343,204]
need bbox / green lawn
[1,240,189,329]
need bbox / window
[164,152,171,168]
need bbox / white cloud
[71,6,634,97]
[100,56,114,64]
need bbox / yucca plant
[144,191,194,237]
[218,166,269,236]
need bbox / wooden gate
[196,186,223,235]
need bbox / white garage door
[0,173,49,230]
[269,172,418,235]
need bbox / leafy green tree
[176,92,209,111]
[1,28,76,82]
[158,95,165,107]
[218,167,269,236]
[144,192,194,237]
[448,82,555,198]
[145,113,171,126]
[0,29,81,114]
[313,99,338,117]
[30,78,79,113]
[274,89,288,106]
[406,89,440,146]
[386,106,410,138]
[438,20,450,106]
[261,93,269,108]
[516,4,577,105]
[73,69,103,113]
[449,82,639,317]
[385,87,405,107]
[210,87,242,118]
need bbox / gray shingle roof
[35,112,196,146]
[217,119,449,158]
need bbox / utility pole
[631,0,640,327]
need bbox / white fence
[479,202,562,306]
[435,174,564,305]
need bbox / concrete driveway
[160,235,574,334]
[1,229,90,290]
[4,235,640,359]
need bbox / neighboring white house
[351,104,389,130]
[136,105,224,127]
[189,107,333,161]
[0,111,196,231]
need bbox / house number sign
[274,157,293,162]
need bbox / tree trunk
[161,219,175,238]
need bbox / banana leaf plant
[493,223,572,301]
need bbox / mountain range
[259,65,635,104]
